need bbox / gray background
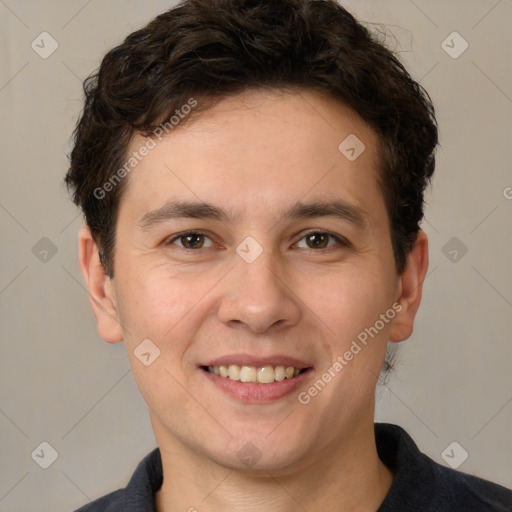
[1,0,511,510]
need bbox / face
[82,88,425,473]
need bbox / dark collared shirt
[74,423,512,511]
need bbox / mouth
[200,364,308,384]
[199,356,313,403]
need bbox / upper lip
[201,354,313,369]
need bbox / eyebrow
[137,199,369,231]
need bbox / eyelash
[165,230,351,251]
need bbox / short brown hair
[65,0,438,279]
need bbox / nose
[217,247,301,333]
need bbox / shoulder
[71,448,162,512]
[429,460,512,511]
[376,423,512,511]
[73,489,125,511]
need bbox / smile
[199,355,313,402]
[203,364,307,384]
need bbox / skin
[79,88,428,512]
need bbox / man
[65,0,512,510]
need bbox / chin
[204,432,312,474]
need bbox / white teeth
[274,365,285,381]
[228,364,240,380]
[239,366,257,383]
[257,366,275,384]
[206,364,305,384]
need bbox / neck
[154,413,394,512]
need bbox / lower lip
[200,368,312,403]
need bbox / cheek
[305,263,394,337]
[114,265,211,349]
[114,269,209,413]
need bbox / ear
[78,224,124,344]
[389,230,429,342]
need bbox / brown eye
[306,233,329,248]
[297,231,343,250]
[168,232,214,249]
[298,231,340,249]
[181,234,205,249]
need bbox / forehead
[118,88,385,227]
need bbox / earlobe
[389,230,429,343]
[78,224,124,344]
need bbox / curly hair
[65,0,438,280]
